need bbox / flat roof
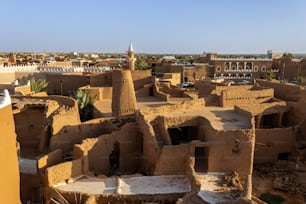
[55,175,191,196]
[159,106,251,130]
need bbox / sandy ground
[55,175,191,196]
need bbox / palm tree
[74,90,94,122]
[30,77,48,93]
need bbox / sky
[1,0,306,54]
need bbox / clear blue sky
[1,0,306,54]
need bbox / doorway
[194,147,208,172]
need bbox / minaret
[127,41,136,70]
[9,53,16,64]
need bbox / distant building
[127,41,136,70]
[9,53,17,64]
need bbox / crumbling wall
[205,128,254,177]
[20,149,63,203]
[131,70,152,90]
[289,100,306,143]
[146,111,254,178]
[50,118,118,153]
[0,101,21,203]
[13,95,80,154]
[137,99,208,175]
[48,96,80,135]
[153,82,169,101]
[135,84,153,97]
[154,144,190,175]
[74,123,142,175]
[256,79,304,102]
[90,72,112,87]
[15,85,31,95]
[46,74,90,95]
[158,82,186,97]
[37,149,63,173]
[220,88,274,107]
[234,101,288,117]
[14,106,46,154]
[137,113,161,175]
[255,127,297,163]
[160,73,181,86]
[79,85,112,100]
[45,159,83,186]
[196,82,254,106]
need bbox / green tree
[136,57,150,70]
[74,90,94,122]
[264,71,275,81]
[282,52,294,59]
[30,77,48,93]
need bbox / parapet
[0,89,11,109]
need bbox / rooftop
[54,175,191,196]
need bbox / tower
[127,41,136,70]
[9,53,16,64]
[111,70,137,117]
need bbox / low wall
[48,97,80,135]
[256,79,304,102]
[135,84,153,97]
[37,149,63,173]
[46,74,90,95]
[153,83,168,101]
[45,159,82,186]
[234,101,288,116]
[74,123,142,175]
[220,88,274,107]
[50,118,119,153]
[79,86,112,100]
[154,144,190,175]
[255,127,297,163]
[131,70,152,90]
[15,85,31,95]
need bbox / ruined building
[111,69,137,117]
[0,45,305,203]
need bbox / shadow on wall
[80,123,143,177]
[49,118,120,154]
[133,76,153,90]
[45,158,84,203]
[14,105,52,157]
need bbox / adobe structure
[0,90,20,203]
[111,69,137,117]
[0,47,306,203]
